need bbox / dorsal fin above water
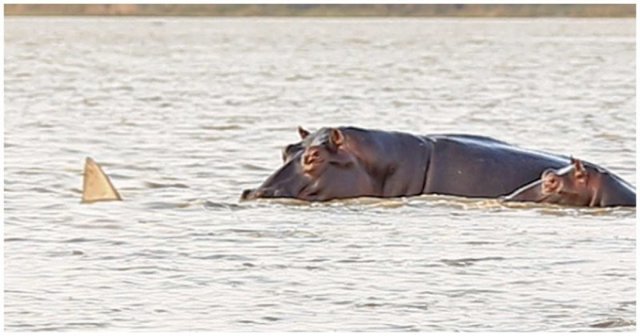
[82,157,122,203]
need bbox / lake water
[4,17,636,331]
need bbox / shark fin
[82,157,122,203]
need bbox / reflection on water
[4,18,636,331]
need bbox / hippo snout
[241,189,254,200]
[240,188,285,200]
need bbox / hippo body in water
[503,158,636,207]
[242,126,577,201]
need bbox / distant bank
[4,4,636,17]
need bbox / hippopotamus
[241,126,578,201]
[502,158,636,207]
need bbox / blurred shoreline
[4,4,636,17]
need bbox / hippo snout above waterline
[241,189,256,200]
[241,188,289,200]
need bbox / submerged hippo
[502,158,636,207]
[242,126,576,201]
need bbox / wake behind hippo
[242,126,581,202]
[502,158,636,207]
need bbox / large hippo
[502,158,636,207]
[241,126,575,201]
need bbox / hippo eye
[544,173,559,186]
[322,143,337,153]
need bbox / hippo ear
[330,128,344,147]
[572,158,585,172]
[572,158,587,182]
[297,126,310,140]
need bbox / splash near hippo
[241,126,635,207]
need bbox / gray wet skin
[503,158,636,207]
[242,126,601,202]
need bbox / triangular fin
[82,157,122,203]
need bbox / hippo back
[422,134,570,198]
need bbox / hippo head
[503,158,596,206]
[241,127,375,201]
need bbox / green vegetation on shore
[4,4,636,17]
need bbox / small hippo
[502,158,635,207]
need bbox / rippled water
[4,18,636,331]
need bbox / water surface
[4,18,636,331]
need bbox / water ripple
[4,17,635,332]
